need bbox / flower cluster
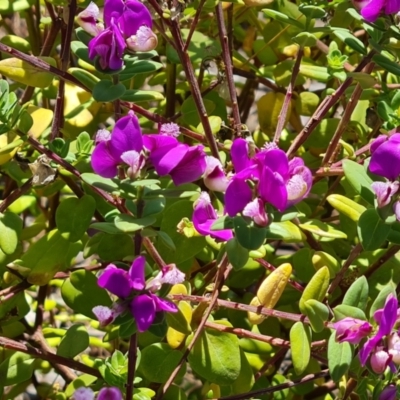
[93,256,185,332]
[352,0,400,22]
[368,134,400,220]
[77,0,158,70]
[91,111,206,185]
[192,138,312,239]
[333,294,400,375]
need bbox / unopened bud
[126,26,158,52]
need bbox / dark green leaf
[357,209,391,251]
[233,216,266,250]
[57,324,89,358]
[226,238,249,270]
[342,160,374,204]
[328,332,352,381]
[92,80,126,102]
[342,276,369,309]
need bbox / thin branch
[215,3,241,137]
[0,178,33,213]
[125,334,138,400]
[183,0,206,52]
[274,48,303,144]
[157,256,231,399]
[0,335,101,378]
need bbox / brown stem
[157,256,231,399]
[286,51,375,157]
[215,3,241,137]
[321,61,375,166]
[255,347,287,380]
[183,0,207,52]
[125,334,138,400]
[0,178,33,213]
[216,370,330,400]
[0,335,101,379]
[274,48,303,144]
[0,280,31,298]
[328,243,363,295]
[364,245,400,278]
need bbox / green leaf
[61,269,112,318]
[266,221,305,242]
[81,172,119,192]
[233,216,266,250]
[21,229,81,285]
[328,331,352,381]
[299,219,347,240]
[373,54,400,76]
[342,276,369,309]
[157,200,206,266]
[290,322,311,375]
[56,195,96,242]
[333,304,366,321]
[188,321,240,385]
[327,194,366,221]
[57,324,89,359]
[165,307,192,335]
[0,352,34,385]
[92,80,126,102]
[299,267,330,314]
[119,60,163,81]
[292,32,317,48]
[139,343,186,383]
[226,238,249,270]
[342,160,374,204]
[357,209,391,251]
[333,29,367,55]
[263,9,304,29]
[211,216,234,231]
[0,57,56,88]
[304,299,329,333]
[0,212,22,255]
[114,215,157,233]
[231,349,255,395]
[121,89,164,102]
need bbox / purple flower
[333,317,373,344]
[359,294,398,366]
[73,387,95,400]
[97,256,179,332]
[225,142,312,216]
[91,111,144,178]
[98,387,123,400]
[371,181,399,208]
[86,0,155,70]
[151,264,186,290]
[203,156,229,192]
[380,385,397,400]
[88,19,126,70]
[159,122,180,137]
[143,134,206,186]
[369,134,400,180]
[353,0,400,22]
[193,192,233,241]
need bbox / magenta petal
[359,336,380,365]
[231,138,252,172]
[119,0,153,37]
[167,145,206,186]
[379,294,398,336]
[385,0,400,14]
[259,166,288,212]
[130,294,156,332]
[98,265,132,298]
[98,387,123,400]
[361,0,385,21]
[370,141,400,180]
[91,141,119,178]
[262,148,289,180]
[193,192,233,240]
[154,296,178,312]
[104,0,124,27]
[156,143,187,175]
[128,256,146,290]
[225,176,253,216]
[109,112,143,161]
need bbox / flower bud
[380,385,397,400]
[76,2,104,36]
[388,332,400,364]
[333,317,372,344]
[98,387,123,400]
[370,348,391,374]
[126,25,158,52]
[73,387,95,400]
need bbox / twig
[215,370,330,400]
[328,243,363,295]
[183,0,206,52]
[274,48,303,144]
[0,335,101,378]
[286,51,375,157]
[0,178,33,213]
[364,245,400,278]
[157,256,231,399]
[215,3,241,137]
[125,334,138,400]
[255,347,287,380]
